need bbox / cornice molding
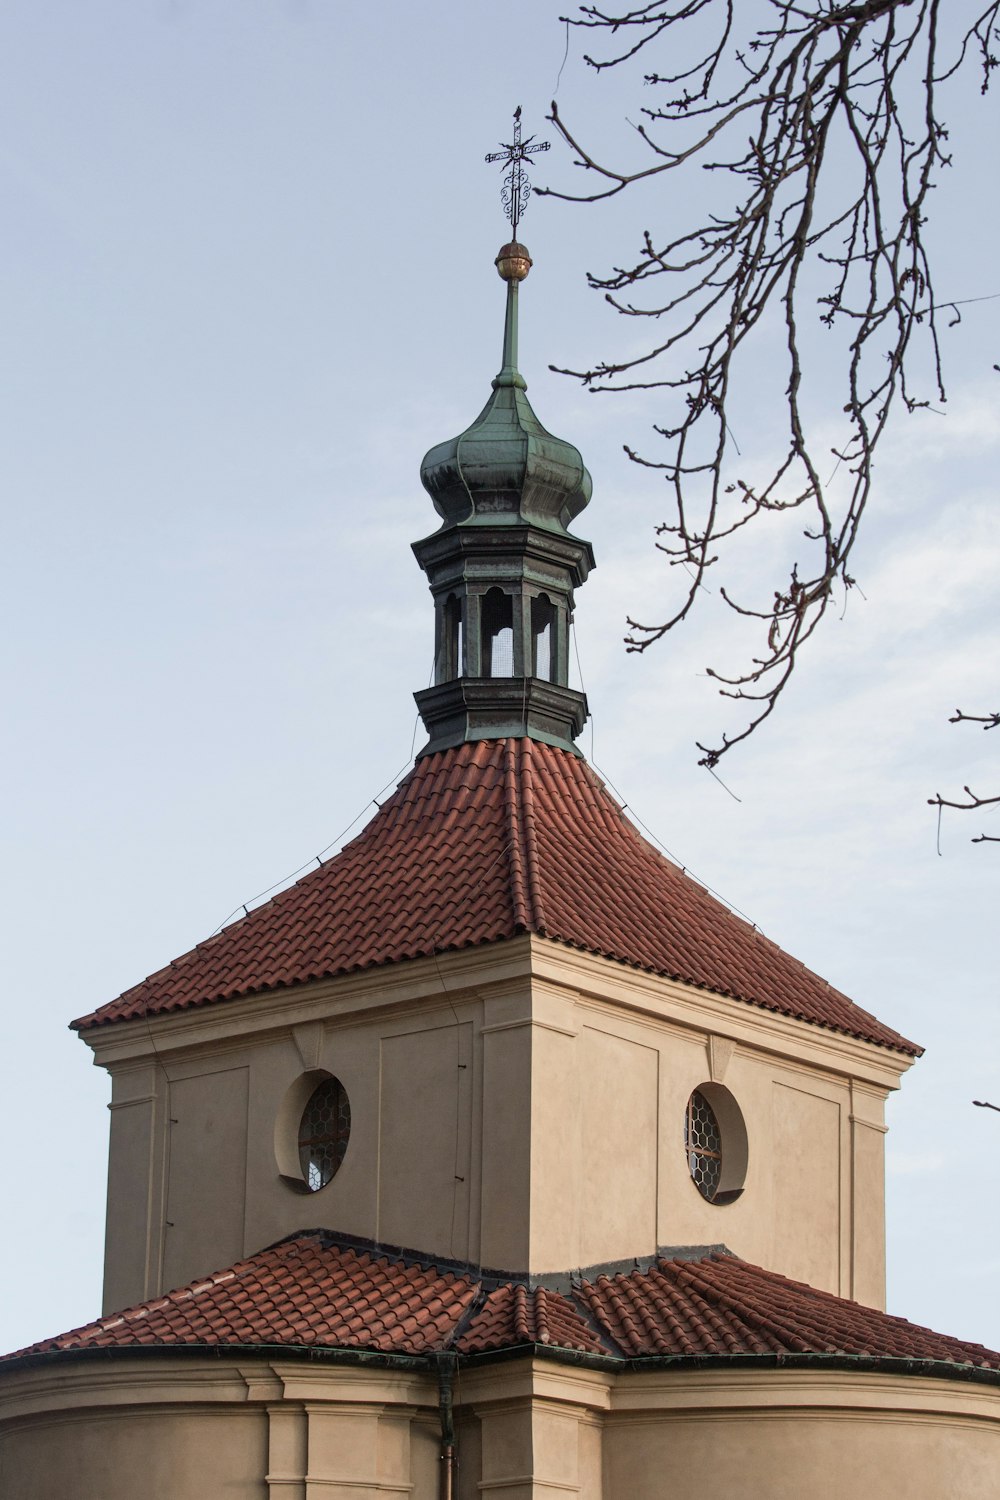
[79,931,910,1093]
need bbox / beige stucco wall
[89,935,908,1312]
[0,1358,439,1500]
[3,1355,998,1500]
[1,1405,268,1499]
[607,1408,1000,1499]
[463,1361,1000,1500]
[603,1366,1000,1500]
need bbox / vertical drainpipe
[437,1351,457,1500]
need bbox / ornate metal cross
[485,106,550,242]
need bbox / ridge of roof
[72,739,918,1055]
[8,1232,997,1379]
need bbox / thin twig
[543,0,999,769]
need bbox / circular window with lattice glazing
[298,1076,351,1192]
[684,1084,748,1205]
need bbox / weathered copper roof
[9,1234,996,1377]
[73,738,917,1055]
[419,274,592,533]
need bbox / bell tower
[413,242,594,756]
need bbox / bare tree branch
[542,0,999,768]
[929,709,1000,843]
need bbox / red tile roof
[73,739,917,1054]
[577,1254,1000,1367]
[9,1235,998,1378]
[457,1282,606,1356]
[11,1236,477,1358]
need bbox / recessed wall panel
[772,1081,840,1291]
[580,1028,658,1266]
[162,1068,248,1292]
[378,1023,471,1259]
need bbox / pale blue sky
[2,1,998,1354]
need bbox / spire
[495,265,524,391]
[412,113,595,759]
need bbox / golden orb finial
[495,241,532,282]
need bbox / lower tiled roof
[8,1233,998,1379]
[577,1255,1000,1367]
[72,740,916,1055]
[459,1281,606,1356]
[11,1236,477,1358]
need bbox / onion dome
[419,244,592,534]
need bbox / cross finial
[485,106,550,242]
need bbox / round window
[684,1083,748,1205]
[686,1088,723,1200]
[298,1076,351,1192]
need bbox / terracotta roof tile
[72,739,917,1054]
[578,1253,1000,1368]
[9,1239,996,1378]
[457,1283,607,1356]
[11,1235,476,1359]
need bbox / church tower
[3,118,999,1500]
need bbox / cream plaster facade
[6,922,1000,1496]
[89,933,909,1314]
[3,1352,999,1500]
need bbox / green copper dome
[419,269,592,533]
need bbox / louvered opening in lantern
[531,593,555,681]
[482,588,514,678]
